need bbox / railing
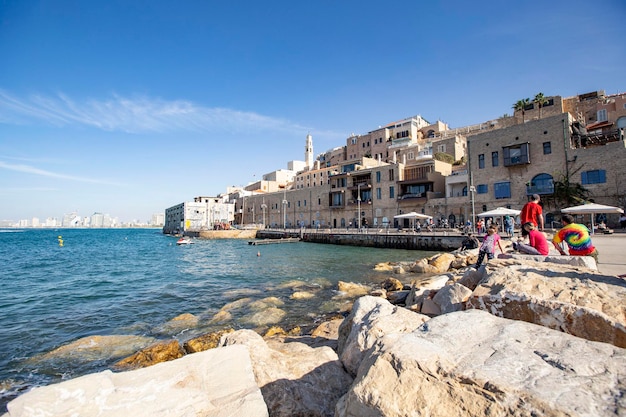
[526,184,554,195]
[571,128,623,149]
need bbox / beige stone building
[466,112,626,227]
[166,89,626,233]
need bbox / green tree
[546,171,590,210]
[513,98,530,122]
[434,152,454,164]
[533,93,548,118]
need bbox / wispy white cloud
[0,161,124,186]
[0,90,317,135]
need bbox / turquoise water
[0,228,428,409]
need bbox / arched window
[527,173,554,195]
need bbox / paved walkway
[590,232,626,277]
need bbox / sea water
[0,228,429,409]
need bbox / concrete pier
[256,229,463,251]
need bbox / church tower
[305,134,314,168]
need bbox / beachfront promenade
[591,232,626,277]
[259,227,626,277]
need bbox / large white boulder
[220,329,352,417]
[467,259,626,347]
[337,296,429,376]
[336,310,626,417]
[4,345,268,417]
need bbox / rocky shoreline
[4,245,626,416]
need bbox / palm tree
[533,93,548,118]
[513,98,530,122]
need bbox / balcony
[526,183,554,195]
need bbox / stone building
[467,112,626,227]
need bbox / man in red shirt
[520,194,544,236]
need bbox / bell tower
[305,134,313,168]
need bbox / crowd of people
[463,193,605,268]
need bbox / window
[389,186,395,199]
[494,182,511,199]
[376,188,382,199]
[597,109,608,122]
[437,144,446,153]
[528,173,554,194]
[351,138,357,145]
[543,142,551,155]
[491,151,499,167]
[582,169,606,184]
[503,143,530,166]
[332,193,344,206]
[478,154,485,169]
[376,171,381,183]
[477,184,488,194]
[407,151,415,160]
[389,169,395,181]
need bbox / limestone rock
[386,289,409,305]
[241,306,286,326]
[449,255,467,269]
[183,328,234,353]
[404,274,451,308]
[419,297,441,316]
[467,262,626,348]
[369,288,387,298]
[457,266,487,290]
[336,310,626,417]
[31,335,156,364]
[432,283,472,314]
[290,290,316,299]
[382,277,403,291]
[220,329,352,417]
[337,296,429,376]
[311,318,344,340]
[337,281,370,297]
[6,345,269,417]
[153,313,199,335]
[373,261,395,272]
[428,252,456,273]
[114,339,184,370]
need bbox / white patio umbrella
[477,207,521,217]
[561,203,624,234]
[394,212,432,230]
[394,212,433,220]
[477,207,521,231]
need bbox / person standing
[474,226,504,268]
[504,215,514,237]
[620,213,626,230]
[520,194,544,236]
[513,222,549,255]
[552,214,598,263]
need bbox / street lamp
[357,183,362,231]
[261,202,267,228]
[282,199,288,229]
[469,183,476,234]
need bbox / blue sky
[1,0,625,223]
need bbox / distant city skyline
[1,1,625,222]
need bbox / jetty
[248,237,301,245]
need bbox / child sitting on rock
[474,226,504,268]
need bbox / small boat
[176,237,194,245]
